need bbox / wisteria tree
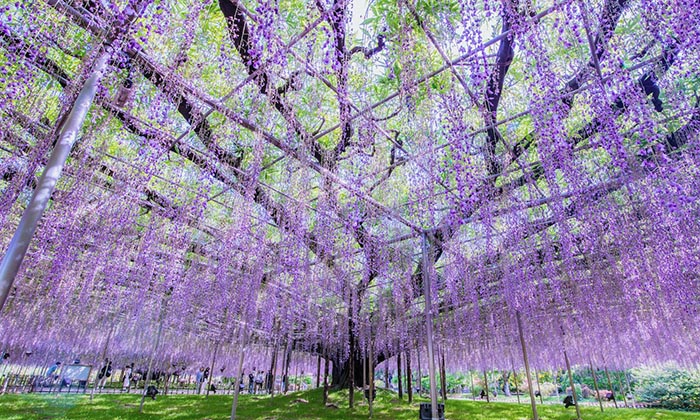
[0,0,699,412]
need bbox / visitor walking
[248,369,255,394]
[254,370,264,394]
[1,352,11,394]
[96,359,112,391]
[46,361,61,382]
[122,364,133,392]
[196,367,205,394]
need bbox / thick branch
[484,1,518,177]
[218,0,327,166]
[349,34,385,59]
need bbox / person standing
[46,361,61,381]
[0,353,11,394]
[195,367,204,394]
[122,364,133,392]
[254,370,264,394]
[248,369,255,394]
[96,359,112,391]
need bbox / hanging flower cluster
[0,0,698,380]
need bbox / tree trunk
[416,345,422,394]
[440,350,447,401]
[282,344,292,394]
[406,350,413,403]
[267,345,277,395]
[503,371,511,396]
[484,370,491,403]
[397,352,403,399]
[331,354,362,390]
[330,349,387,390]
[323,353,329,405]
[384,364,389,389]
[316,355,321,388]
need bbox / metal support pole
[231,336,247,420]
[139,304,166,412]
[416,343,422,395]
[406,349,413,403]
[348,313,355,408]
[268,342,278,396]
[421,232,439,420]
[0,50,110,311]
[323,351,330,405]
[91,324,114,400]
[206,342,219,397]
[369,341,374,418]
[534,369,544,404]
[604,366,618,408]
[564,351,582,420]
[294,353,300,392]
[589,359,604,412]
[469,370,475,400]
[516,311,538,420]
[624,370,634,408]
[510,358,520,404]
[616,371,628,408]
[363,351,367,393]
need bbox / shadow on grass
[1,388,699,420]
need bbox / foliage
[1,0,700,397]
[632,366,700,411]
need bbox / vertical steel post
[422,232,439,420]
[534,369,544,404]
[323,351,330,405]
[206,342,220,397]
[616,370,628,407]
[91,324,114,400]
[510,357,520,404]
[406,349,413,403]
[0,50,110,311]
[603,366,618,408]
[469,370,475,400]
[416,343,422,394]
[140,294,168,413]
[231,334,247,420]
[362,351,367,393]
[564,351,582,420]
[516,311,538,420]
[369,341,374,418]
[589,359,604,412]
[624,371,634,408]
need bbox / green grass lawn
[0,388,698,420]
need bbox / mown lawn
[0,388,698,419]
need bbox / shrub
[632,365,700,411]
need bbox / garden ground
[0,388,699,420]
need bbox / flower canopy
[0,0,699,375]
